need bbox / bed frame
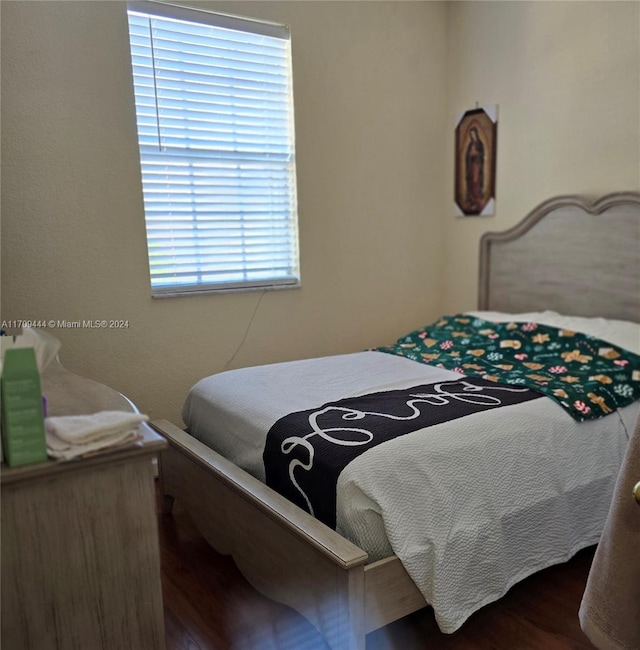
[153,192,640,650]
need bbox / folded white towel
[45,411,148,445]
[46,428,143,461]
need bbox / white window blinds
[127,2,300,295]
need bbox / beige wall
[442,0,640,313]
[1,1,447,424]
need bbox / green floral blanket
[376,314,640,421]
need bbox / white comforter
[182,312,640,633]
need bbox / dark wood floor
[159,499,597,650]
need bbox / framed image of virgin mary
[454,106,498,216]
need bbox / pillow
[466,310,640,355]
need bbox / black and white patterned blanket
[263,377,542,529]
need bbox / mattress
[182,312,640,633]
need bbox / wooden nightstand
[1,361,167,650]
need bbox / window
[127,2,300,296]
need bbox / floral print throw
[376,314,640,421]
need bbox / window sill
[151,281,301,299]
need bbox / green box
[1,347,47,467]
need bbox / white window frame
[127,1,300,297]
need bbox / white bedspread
[182,313,640,633]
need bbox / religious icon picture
[454,105,498,216]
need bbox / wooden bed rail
[151,420,430,647]
[151,420,368,569]
[151,419,369,649]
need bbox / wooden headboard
[478,192,640,322]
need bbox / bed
[153,191,640,650]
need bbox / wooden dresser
[1,362,167,650]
